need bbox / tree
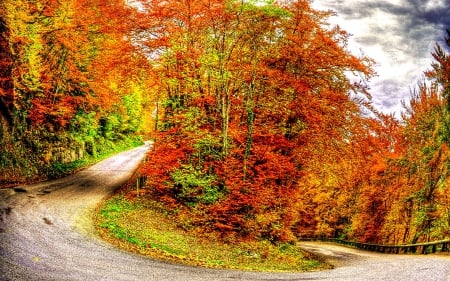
[351,31,450,244]
[139,0,375,242]
[0,0,154,184]
[0,14,14,128]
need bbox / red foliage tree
[138,0,375,242]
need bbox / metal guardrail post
[301,238,450,255]
[136,175,147,197]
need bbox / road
[1,144,450,281]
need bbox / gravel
[1,144,449,281]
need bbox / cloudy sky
[311,0,450,117]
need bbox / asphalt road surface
[1,144,450,281]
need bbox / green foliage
[0,133,39,184]
[192,134,223,165]
[240,0,292,18]
[98,197,147,247]
[100,114,121,140]
[100,196,136,218]
[70,111,99,141]
[123,86,144,133]
[163,95,186,112]
[50,159,84,177]
[0,0,152,186]
[170,164,224,205]
[0,116,143,185]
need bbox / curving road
[1,144,450,281]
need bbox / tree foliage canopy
[2,0,449,245]
[0,0,153,183]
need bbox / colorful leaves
[3,0,449,247]
[0,0,154,183]
[133,0,376,242]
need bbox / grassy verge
[95,195,330,272]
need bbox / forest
[0,0,154,184]
[1,0,449,246]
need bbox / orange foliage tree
[0,0,151,131]
[348,30,450,244]
[0,0,153,183]
[138,0,375,242]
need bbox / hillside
[1,0,449,246]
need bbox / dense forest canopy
[1,0,449,245]
[0,0,154,183]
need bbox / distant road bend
[1,144,450,281]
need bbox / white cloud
[311,0,448,116]
[424,0,447,10]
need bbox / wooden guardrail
[303,238,450,255]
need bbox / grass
[95,195,330,272]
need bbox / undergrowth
[0,135,142,187]
[95,195,329,272]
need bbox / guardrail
[303,238,450,255]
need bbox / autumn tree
[0,0,153,184]
[386,31,450,243]
[139,0,375,242]
[348,30,450,244]
[0,14,14,129]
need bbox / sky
[311,0,450,117]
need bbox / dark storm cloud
[398,0,447,50]
[332,0,449,47]
[333,0,449,26]
[407,0,450,27]
[334,2,407,19]
[313,0,449,115]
